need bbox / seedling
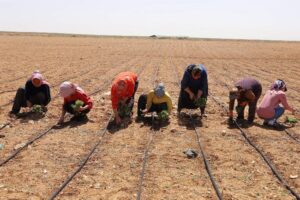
[71,100,84,112]
[32,105,43,113]
[194,98,206,107]
[158,110,169,121]
[286,116,298,124]
[118,105,131,117]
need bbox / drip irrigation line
[48,115,113,200]
[190,115,223,200]
[212,77,300,146]
[49,64,148,199]
[0,89,15,94]
[0,126,54,167]
[136,114,155,200]
[0,65,147,166]
[0,122,10,131]
[234,121,300,200]
[136,65,159,199]
[284,129,300,145]
[171,60,223,200]
[209,92,300,200]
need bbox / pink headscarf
[30,70,49,86]
[59,81,83,98]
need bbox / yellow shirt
[146,90,173,114]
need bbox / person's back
[111,71,139,124]
[256,79,295,127]
[111,71,138,110]
[257,90,291,119]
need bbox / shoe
[9,111,19,118]
[272,122,285,130]
[201,113,208,118]
[71,114,88,122]
[227,117,235,126]
[235,118,245,124]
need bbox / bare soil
[0,34,299,199]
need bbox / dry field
[0,33,300,200]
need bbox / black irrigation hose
[136,65,159,199]
[136,115,155,200]
[234,121,300,200]
[0,89,15,94]
[0,65,146,166]
[48,115,112,200]
[212,77,300,145]
[0,126,54,167]
[49,65,148,199]
[209,92,300,200]
[0,122,10,131]
[171,61,223,200]
[0,68,94,108]
[190,115,223,200]
[284,129,300,145]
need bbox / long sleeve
[43,84,51,105]
[77,92,93,109]
[24,80,31,100]
[146,92,154,111]
[166,95,173,114]
[181,71,190,89]
[199,70,208,93]
[111,87,118,110]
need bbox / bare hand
[26,101,32,107]
[197,90,203,99]
[79,106,86,112]
[115,115,122,124]
[189,93,195,101]
[57,117,64,125]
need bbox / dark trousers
[177,90,207,114]
[237,85,262,123]
[63,101,90,115]
[11,87,46,114]
[123,80,139,112]
[137,94,168,116]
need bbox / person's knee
[16,87,25,95]
[138,94,147,103]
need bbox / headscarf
[30,70,49,86]
[154,83,165,97]
[59,81,82,98]
[271,79,287,91]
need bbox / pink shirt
[257,90,292,119]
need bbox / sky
[0,0,300,41]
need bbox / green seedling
[286,116,298,123]
[71,100,84,112]
[158,110,169,121]
[118,105,131,117]
[194,98,206,107]
[32,105,43,113]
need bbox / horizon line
[1,30,300,43]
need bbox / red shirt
[111,72,137,110]
[64,89,93,110]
